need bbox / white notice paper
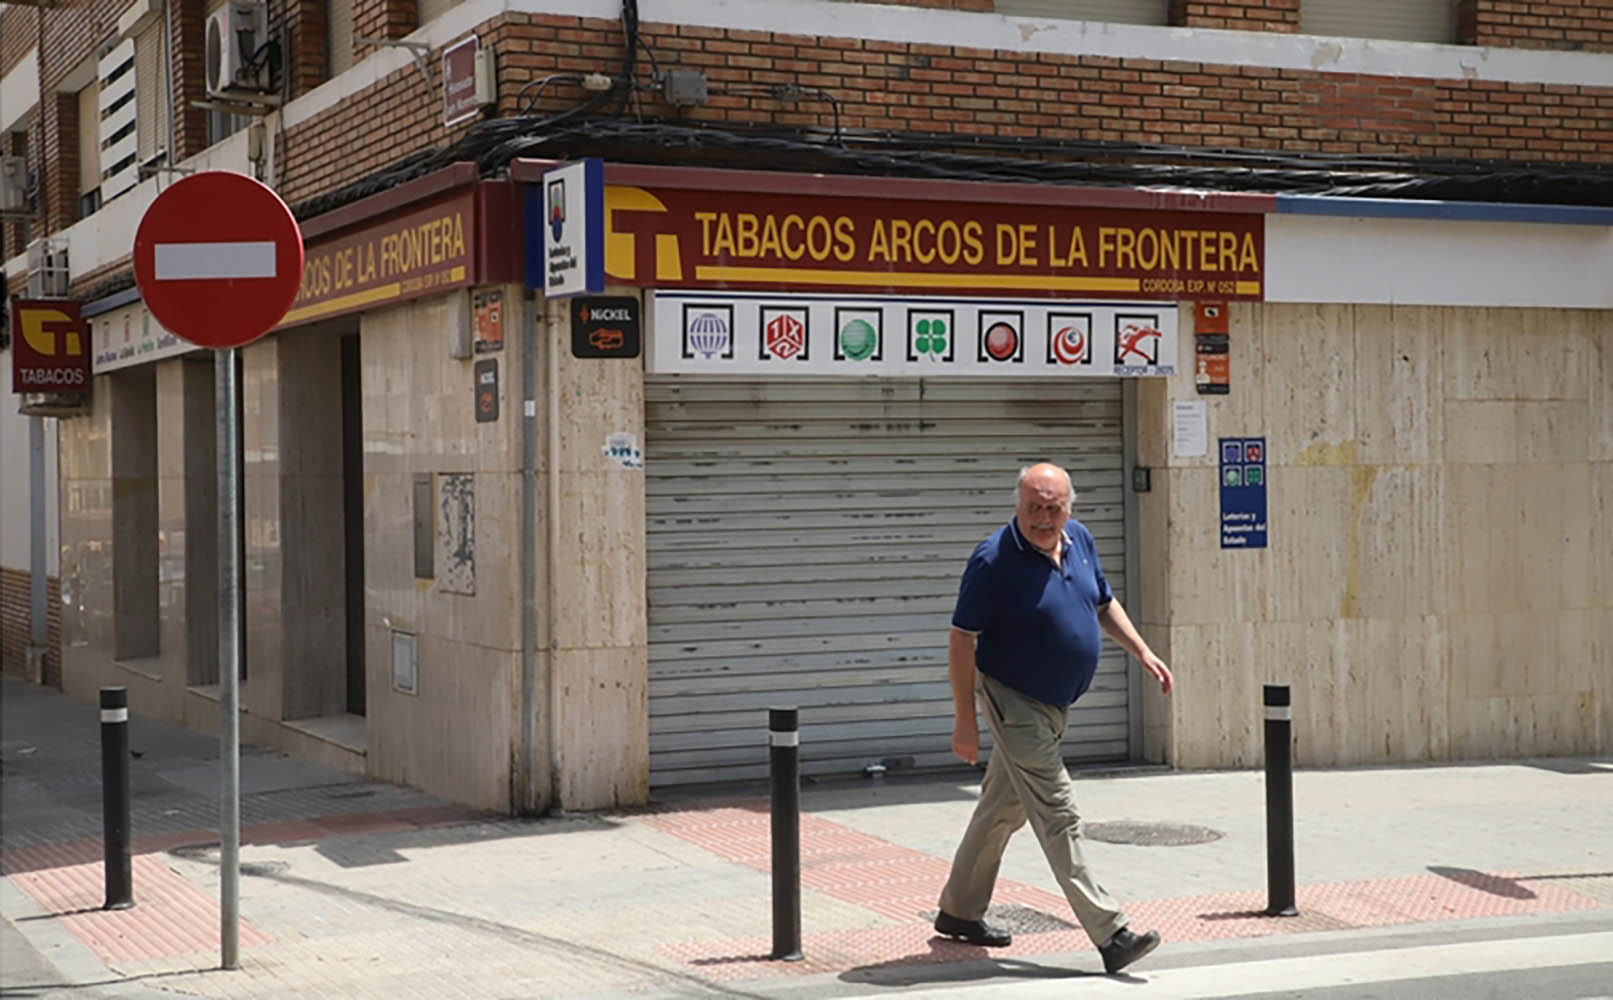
[1172,400,1208,458]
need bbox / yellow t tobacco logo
[20,306,83,357]
[605,186,683,282]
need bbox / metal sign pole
[216,346,241,969]
[28,416,47,659]
[133,171,304,973]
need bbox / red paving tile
[6,854,271,963]
[646,802,1611,981]
[0,803,482,964]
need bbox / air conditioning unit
[20,392,93,419]
[26,238,70,299]
[206,1,270,96]
[0,155,28,213]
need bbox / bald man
[933,463,1173,975]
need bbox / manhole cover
[923,903,1077,934]
[1085,821,1223,846]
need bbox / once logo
[839,319,878,361]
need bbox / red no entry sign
[133,171,304,349]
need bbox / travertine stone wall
[545,288,649,810]
[1137,304,1611,768]
[276,328,350,722]
[360,289,525,811]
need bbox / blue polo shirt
[951,518,1112,708]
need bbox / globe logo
[687,311,730,359]
[839,318,877,361]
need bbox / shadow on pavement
[839,937,1101,989]
[158,810,623,870]
[1429,865,1613,900]
[1428,866,1538,900]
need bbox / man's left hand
[1141,652,1173,694]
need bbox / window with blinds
[135,23,169,170]
[418,0,465,25]
[994,0,1169,26]
[98,38,138,200]
[328,0,355,76]
[76,80,100,198]
[1300,0,1457,43]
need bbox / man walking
[934,462,1173,975]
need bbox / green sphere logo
[840,319,877,360]
[914,318,948,356]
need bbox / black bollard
[769,707,803,961]
[100,687,133,910]
[1263,684,1297,917]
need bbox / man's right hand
[952,719,980,765]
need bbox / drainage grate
[923,903,1077,934]
[1085,821,1223,846]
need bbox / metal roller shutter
[993,1,1169,26]
[327,0,355,77]
[418,0,465,25]
[646,376,1131,788]
[1300,0,1455,43]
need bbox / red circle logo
[984,322,1018,361]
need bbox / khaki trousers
[938,672,1127,946]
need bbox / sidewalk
[3,674,1610,999]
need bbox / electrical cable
[292,112,1612,221]
[284,0,1610,220]
[609,0,640,119]
[517,74,587,116]
[704,83,843,144]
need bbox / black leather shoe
[1099,926,1160,974]
[933,910,1012,947]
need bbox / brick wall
[354,0,420,60]
[1459,0,1613,52]
[2,5,38,77]
[266,10,1613,207]
[1,567,61,687]
[171,0,209,162]
[41,93,78,236]
[286,0,333,99]
[1172,0,1300,32]
[6,3,1613,249]
[6,1,124,241]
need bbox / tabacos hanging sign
[605,184,1263,301]
[649,291,1177,377]
[11,299,91,393]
